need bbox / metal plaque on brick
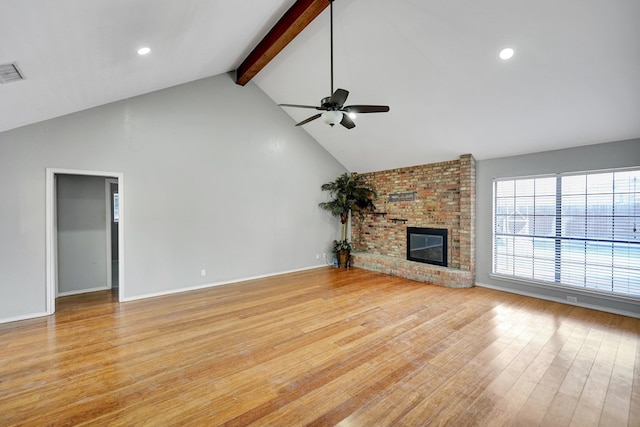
[388,192,415,202]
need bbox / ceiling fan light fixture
[322,110,343,126]
[348,112,357,120]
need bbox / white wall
[0,73,346,322]
[56,175,108,295]
[476,138,640,317]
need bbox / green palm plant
[319,173,377,261]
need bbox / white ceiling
[1,0,639,172]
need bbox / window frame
[491,166,640,301]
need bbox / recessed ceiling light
[137,47,151,56]
[499,48,514,60]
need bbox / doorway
[46,168,125,314]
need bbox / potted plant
[331,239,353,268]
[319,172,377,267]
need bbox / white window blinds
[493,169,640,297]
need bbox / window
[493,168,640,297]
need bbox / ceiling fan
[279,0,390,129]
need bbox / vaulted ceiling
[1,0,639,172]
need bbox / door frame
[46,168,125,314]
[105,178,118,289]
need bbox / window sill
[488,273,640,304]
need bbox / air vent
[0,62,24,84]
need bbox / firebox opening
[407,227,448,267]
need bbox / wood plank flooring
[1,267,638,426]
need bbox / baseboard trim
[121,264,327,302]
[476,281,640,319]
[0,311,50,324]
[58,285,111,297]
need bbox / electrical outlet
[201,269,206,277]
[566,296,577,303]
[323,253,327,259]
[316,254,320,260]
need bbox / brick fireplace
[351,154,476,288]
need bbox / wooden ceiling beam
[235,0,329,86]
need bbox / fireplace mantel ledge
[351,252,474,289]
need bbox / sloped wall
[0,73,346,322]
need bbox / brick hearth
[351,154,476,288]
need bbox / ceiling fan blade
[343,105,390,114]
[279,103,321,110]
[329,88,349,107]
[295,113,322,126]
[340,113,356,129]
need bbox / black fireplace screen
[407,227,448,267]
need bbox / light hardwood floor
[1,267,638,426]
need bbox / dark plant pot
[337,249,350,268]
